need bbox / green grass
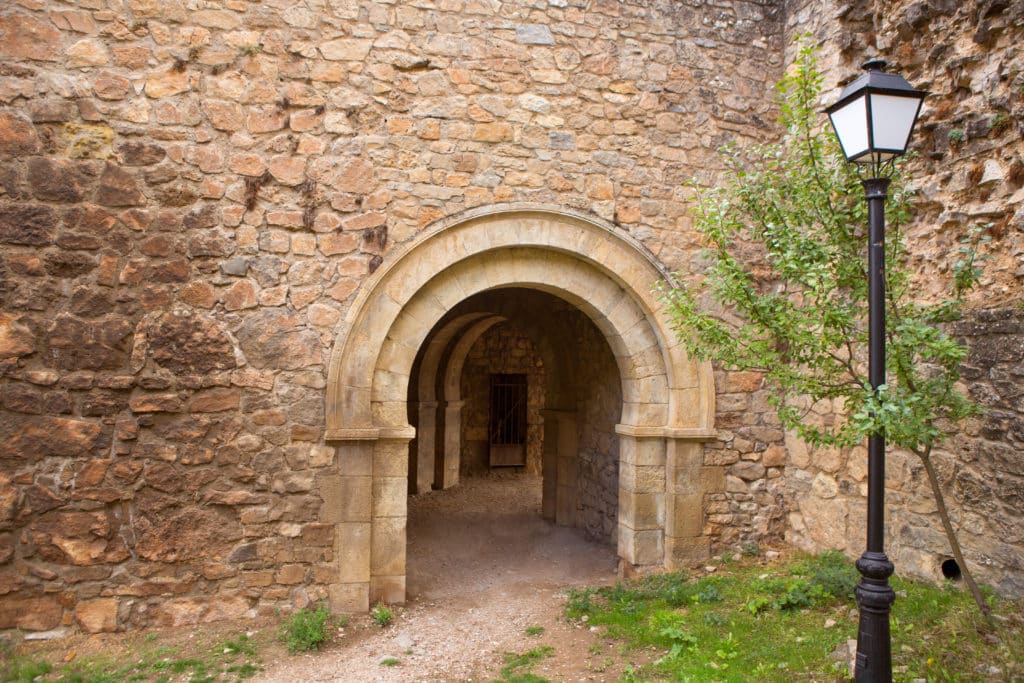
[491,645,554,683]
[524,625,545,637]
[0,631,262,683]
[566,551,1024,682]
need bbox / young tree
[660,42,991,618]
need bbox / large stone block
[618,525,663,567]
[336,522,371,583]
[618,490,664,530]
[319,474,371,523]
[667,493,704,538]
[370,516,406,576]
[665,535,711,568]
[0,204,58,246]
[75,598,119,633]
[0,596,63,631]
[329,582,369,613]
[371,477,408,518]
[369,575,405,605]
[2,415,104,460]
[0,313,35,358]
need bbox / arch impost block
[325,427,381,442]
[444,400,466,409]
[417,401,439,409]
[324,426,417,442]
[614,424,719,441]
[376,425,417,441]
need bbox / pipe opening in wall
[941,558,962,581]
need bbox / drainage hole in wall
[941,558,962,581]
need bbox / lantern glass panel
[868,93,921,154]
[828,95,868,162]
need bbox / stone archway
[323,204,718,611]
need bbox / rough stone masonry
[0,0,1021,635]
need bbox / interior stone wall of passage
[459,321,546,476]
[572,304,623,545]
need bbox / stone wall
[781,0,1024,595]
[9,0,1020,636]
[0,0,788,633]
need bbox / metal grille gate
[488,373,527,467]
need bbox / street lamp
[826,59,927,683]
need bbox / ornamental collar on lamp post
[825,59,928,176]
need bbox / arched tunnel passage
[405,288,624,601]
[324,205,718,611]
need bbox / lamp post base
[854,550,896,682]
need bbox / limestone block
[618,490,663,530]
[620,463,665,494]
[667,493,704,538]
[371,477,408,518]
[630,402,670,428]
[336,442,372,476]
[798,495,849,551]
[336,522,371,583]
[370,516,406,576]
[369,575,406,605]
[665,535,711,568]
[370,368,410,402]
[668,441,703,493]
[373,440,410,477]
[619,437,666,467]
[318,475,370,523]
[371,400,411,428]
[618,525,664,566]
[329,582,369,613]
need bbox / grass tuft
[281,603,335,653]
[371,601,394,628]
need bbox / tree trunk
[917,448,993,623]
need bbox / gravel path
[254,475,621,682]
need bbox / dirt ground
[255,473,630,682]
[6,475,635,682]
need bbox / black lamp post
[825,59,927,682]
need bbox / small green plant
[380,657,400,667]
[740,541,762,557]
[371,601,393,627]
[281,603,334,653]
[216,633,257,657]
[948,128,965,145]
[524,625,545,636]
[239,43,262,56]
[695,581,724,604]
[990,111,1012,135]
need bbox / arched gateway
[323,204,719,611]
